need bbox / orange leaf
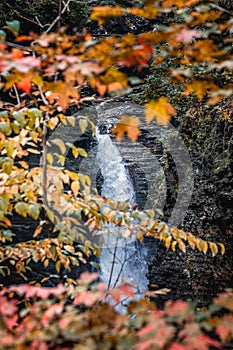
[145,98,176,125]
[184,80,218,99]
[16,75,33,94]
[90,6,123,25]
[127,5,158,19]
[112,115,141,141]
[163,0,199,7]
[15,35,33,42]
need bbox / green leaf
[15,202,28,217]
[28,204,40,220]
[0,30,6,41]
[0,111,9,118]
[0,122,12,136]
[2,158,13,174]
[4,20,20,37]
[12,111,26,126]
[0,197,8,211]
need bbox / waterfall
[96,127,149,299]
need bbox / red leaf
[78,271,99,285]
[17,75,32,94]
[108,283,135,303]
[169,344,186,350]
[73,290,104,307]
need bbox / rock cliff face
[64,101,233,306]
[147,98,233,306]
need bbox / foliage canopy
[0,0,232,348]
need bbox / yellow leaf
[18,161,29,169]
[178,240,186,253]
[46,153,53,165]
[72,145,79,158]
[172,241,177,251]
[31,75,43,87]
[79,118,88,133]
[71,181,80,195]
[52,139,66,154]
[219,243,225,255]
[27,148,41,154]
[112,115,141,141]
[145,98,176,125]
[48,116,59,130]
[77,148,87,157]
[165,236,172,249]
[58,155,65,166]
[196,239,208,254]
[68,116,75,127]
[137,231,144,243]
[209,242,218,257]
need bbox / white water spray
[96,127,149,296]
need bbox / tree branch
[45,0,72,34]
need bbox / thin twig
[38,85,49,106]
[45,0,73,34]
[107,237,119,290]
[210,3,232,15]
[4,40,32,51]
[13,84,21,106]
[58,0,62,29]
[41,112,50,234]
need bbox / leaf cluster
[0,272,233,349]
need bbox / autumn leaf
[16,74,33,94]
[169,344,186,350]
[184,80,218,99]
[108,283,135,303]
[89,68,128,96]
[163,0,199,8]
[45,81,80,111]
[145,98,176,125]
[119,39,153,70]
[127,5,158,19]
[90,6,123,25]
[15,35,34,42]
[112,115,141,141]
[176,29,201,43]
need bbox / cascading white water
[96,127,149,297]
